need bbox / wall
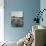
[0,0,4,42]
[4,0,40,42]
[0,7,4,42]
[40,0,46,27]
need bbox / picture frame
[11,11,24,27]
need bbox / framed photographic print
[11,11,24,27]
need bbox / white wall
[0,0,4,42]
[40,0,46,27]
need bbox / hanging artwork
[11,11,24,27]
